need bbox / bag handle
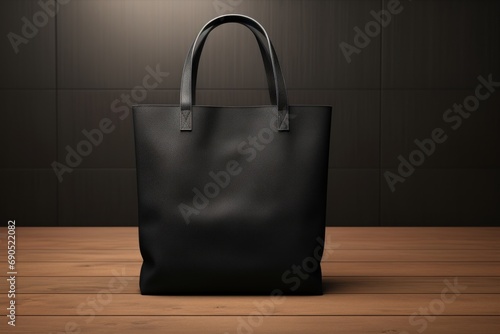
[180,14,289,131]
[189,23,286,110]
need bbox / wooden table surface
[1,227,499,333]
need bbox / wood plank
[4,248,500,262]
[327,249,500,262]
[3,294,498,316]
[0,316,500,334]
[13,276,500,294]
[3,261,500,277]
[0,227,498,332]
[3,249,143,262]
[2,316,500,334]
[2,227,500,249]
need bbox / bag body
[133,14,331,295]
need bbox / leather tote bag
[133,14,332,295]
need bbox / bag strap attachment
[179,14,289,132]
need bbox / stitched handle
[179,14,289,131]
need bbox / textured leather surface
[133,15,332,295]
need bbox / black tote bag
[133,14,332,295]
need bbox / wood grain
[3,316,500,334]
[12,276,500,294]
[3,294,498,316]
[4,248,499,262]
[0,226,498,333]
[2,261,499,277]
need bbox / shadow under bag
[133,14,332,295]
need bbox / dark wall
[1,0,499,226]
